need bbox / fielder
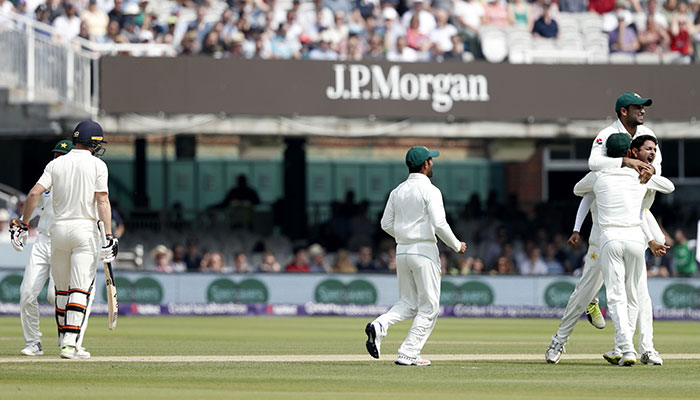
[574,134,672,366]
[16,120,118,359]
[546,135,671,365]
[365,146,466,366]
[10,140,72,356]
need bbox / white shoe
[395,354,431,366]
[603,349,622,365]
[365,321,384,359]
[20,342,43,356]
[75,347,91,359]
[60,345,78,359]
[545,337,565,364]
[619,352,636,367]
[585,302,606,329]
[640,351,663,365]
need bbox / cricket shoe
[603,349,622,365]
[640,351,663,366]
[365,321,384,359]
[395,354,431,366]
[619,352,636,367]
[585,303,606,329]
[545,337,565,364]
[60,345,91,360]
[20,342,43,356]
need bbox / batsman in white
[573,134,672,366]
[365,146,467,366]
[546,135,672,365]
[10,140,71,356]
[16,120,118,359]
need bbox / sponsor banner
[1,270,699,317]
[100,58,700,120]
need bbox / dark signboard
[101,57,700,120]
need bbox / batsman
[17,120,118,359]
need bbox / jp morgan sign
[326,64,489,113]
[101,57,700,120]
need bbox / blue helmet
[72,120,107,156]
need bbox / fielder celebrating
[573,134,672,366]
[9,140,72,356]
[365,146,466,366]
[16,120,118,359]
[546,135,672,365]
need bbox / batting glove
[102,234,119,263]
[10,222,29,252]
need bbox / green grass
[2,316,700,399]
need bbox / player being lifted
[546,92,668,365]
[16,121,118,359]
[365,146,466,366]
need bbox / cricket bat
[98,220,118,330]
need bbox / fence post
[25,23,35,102]
[66,42,75,103]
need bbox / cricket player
[16,120,118,359]
[365,146,466,366]
[589,92,661,181]
[574,134,672,366]
[546,135,671,365]
[9,140,72,356]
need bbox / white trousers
[601,237,646,356]
[50,220,99,348]
[374,251,441,359]
[20,234,55,345]
[555,244,603,343]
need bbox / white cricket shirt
[381,173,461,253]
[588,119,662,174]
[36,149,109,222]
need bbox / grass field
[1,316,700,399]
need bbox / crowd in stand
[2,0,699,61]
[112,188,700,277]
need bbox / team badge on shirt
[595,138,603,145]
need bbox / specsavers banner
[1,269,699,320]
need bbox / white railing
[0,11,175,116]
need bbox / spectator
[443,34,467,60]
[338,31,365,60]
[589,0,616,14]
[184,241,202,272]
[430,9,458,54]
[638,15,670,52]
[285,247,310,272]
[559,0,587,13]
[82,0,109,40]
[216,174,261,209]
[53,2,82,40]
[672,228,698,276]
[532,0,559,38]
[259,251,282,272]
[439,250,452,276]
[604,0,633,32]
[471,257,486,274]
[543,243,565,274]
[668,5,695,62]
[453,0,485,57]
[454,256,473,275]
[172,243,187,272]
[105,19,127,43]
[401,0,436,35]
[381,5,404,52]
[518,247,548,275]
[201,29,224,56]
[386,35,418,61]
[269,23,302,59]
[483,0,511,28]
[108,0,124,27]
[356,245,382,273]
[78,20,91,40]
[635,0,669,31]
[189,5,211,43]
[509,0,533,29]
[151,244,175,273]
[308,243,331,273]
[377,246,397,274]
[308,34,339,59]
[233,252,254,273]
[201,252,226,273]
[364,33,385,59]
[609,3,640,53]
[332,249,357,273]
[493,256,515,275]
[406,14,430,51]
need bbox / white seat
[481,31,509,63]
[531,48,560,64]
[609,52,635,64]
[508,45,532,64]
[558,39,584,51]
[635,52,661,64]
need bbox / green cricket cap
[406,146,439,168]
[52,140,74,154]
[615,92,652,113]
[606,133,632,158]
